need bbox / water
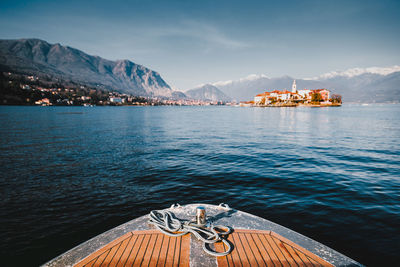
[0,105,399,266]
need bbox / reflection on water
[0,104,399,266]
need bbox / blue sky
[1,0,399,90]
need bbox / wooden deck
[75,229,333,266]
[75,230,190,267]
[215,229,333,267]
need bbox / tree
[330,94,342,103]
[311,92,323,103]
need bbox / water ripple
[0,105,399,266]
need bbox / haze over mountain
[211,67,400,103]
[0,38,174,97]
[185,84,232,102]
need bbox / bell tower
[292,80,297,93]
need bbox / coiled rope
[149,209,232,257]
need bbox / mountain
[170,90,188,99]
[185,84,232,102]
[212,67,400,103]
[308,66,400,80]
[0,38,173,97]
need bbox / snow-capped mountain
[213,74,269,87]
[211,67,400,103]
[307,65,400,80]
[0,38,173,97]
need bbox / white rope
[149,210,233,257]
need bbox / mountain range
[1,38,399,103]
[211,67,400,103]
[0,38,173,97]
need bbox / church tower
[292,80,297,93]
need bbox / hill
[185,84,232,102]
[0,38,173,97]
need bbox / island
[241,80,342,107]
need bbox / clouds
[157,20,249,50]
[120,19,249,54]
[212,74,269,87]
[64,18,249,59]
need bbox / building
[292,80,297,93]
[311,89,330,101]
[109,97,123,103]
[254,93,264,104]
[269,90,280,99]
[253,80,332,104]
[297,89,312,101]
[297,89,311,99]
[269,90,292,101]
[254,92,271,105]
[35,98,51,106]
[277,90,292,101]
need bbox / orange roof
[255,92,271,97]
[312,89,328,92]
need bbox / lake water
[0,105,399,266]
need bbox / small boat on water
[44,203,362,266]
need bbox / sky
[1,0,399,90]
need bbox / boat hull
[43,203,362,266]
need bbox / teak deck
[75,230,190,267]
[215,229,333,267]
[75,229,333,266]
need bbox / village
[0,72,227,106]
[240,80,342,107]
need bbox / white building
[254,94,264,104]
[297,89,311,99]
[292,80,297,93]
[109,97,123,103]
[278,91,292,101]
[254,92,270,105]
